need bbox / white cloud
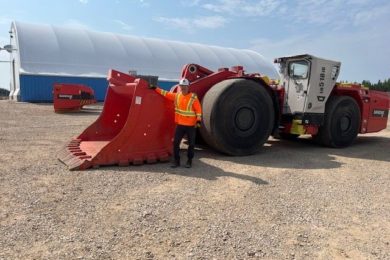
[154,16,228,31]
[200,0,389,28]
[136,0,150,7]
[353,3,390,26]
[346,0,370,4]
[63,19,90,30]
[114,20,133,32]
[285,0,390,28]
[288,0,342,25]
[203,0,283,16]
[243,0,390,82]
[249,23,390,82]
[79,0,89,4]
[193,16,227,29]
[181,0,202,6]
[154,17,191,30]
[202,0,241,13]
[127,0,149,3]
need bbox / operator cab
[275,54,341,125]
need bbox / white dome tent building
[8,21,278,102]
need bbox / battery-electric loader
[59,54,389,170]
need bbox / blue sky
[0,0,389,90]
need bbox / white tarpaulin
[12,21,279,80]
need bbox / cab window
[331,65,339,80]
[289,60,309,79]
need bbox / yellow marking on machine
[290,119,305,135]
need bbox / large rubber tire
[314,96,361,148]
[200,78,274,155]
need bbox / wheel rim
[340,115,351,132]
[234,106,255,131]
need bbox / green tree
[0,88,10,96]
[362,79,390,91]
[362,80,372,88]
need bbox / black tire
[314,96,360,148]
[200,78,274,155]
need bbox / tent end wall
[18,74,177,102]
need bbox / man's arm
[149,85,176,101]
[193,97,202,124]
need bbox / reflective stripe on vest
[174,93,180,109]
[175,108,196,116]
[174,93,197,117]
[186,93,196,111]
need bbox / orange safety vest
[156,88,202,126]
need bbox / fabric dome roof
[12,21,279,80]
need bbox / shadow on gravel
[57,132,389,174]
[95,155,268,185]
[272,135,390,163]
[79,134,389,182]
[193,135,390,170]
[169,159,269,185]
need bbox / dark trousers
[173,124,196,162]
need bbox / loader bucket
[58,70,175,170]
[53,83,96,113]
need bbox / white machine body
[276,54,341,117]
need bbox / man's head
[179,78,190,94]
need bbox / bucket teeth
[157,152,170,162]
[146,155,157,164]
[132,157,144,165]
[58,140,172,170]
[58,139,91,170]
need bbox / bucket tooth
[118,160,130,167]
[146,154,157,164]
[58,69,175,170]
[73,152,86,156]
[132,157,144,165]
[79,155,92,160]
[158,152,170,162]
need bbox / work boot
[185,159,192,168]
[171,160,180,168]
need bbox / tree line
[0,88,10,96]
[361,79,390,92]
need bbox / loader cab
[275,54,341,124]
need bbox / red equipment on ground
[59,56,390,170]
[53,83,97,113]
[58,70,175,170]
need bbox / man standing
[149,79,202,168]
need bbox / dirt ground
[0,100,389,259]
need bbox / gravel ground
[0,100,389,259]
